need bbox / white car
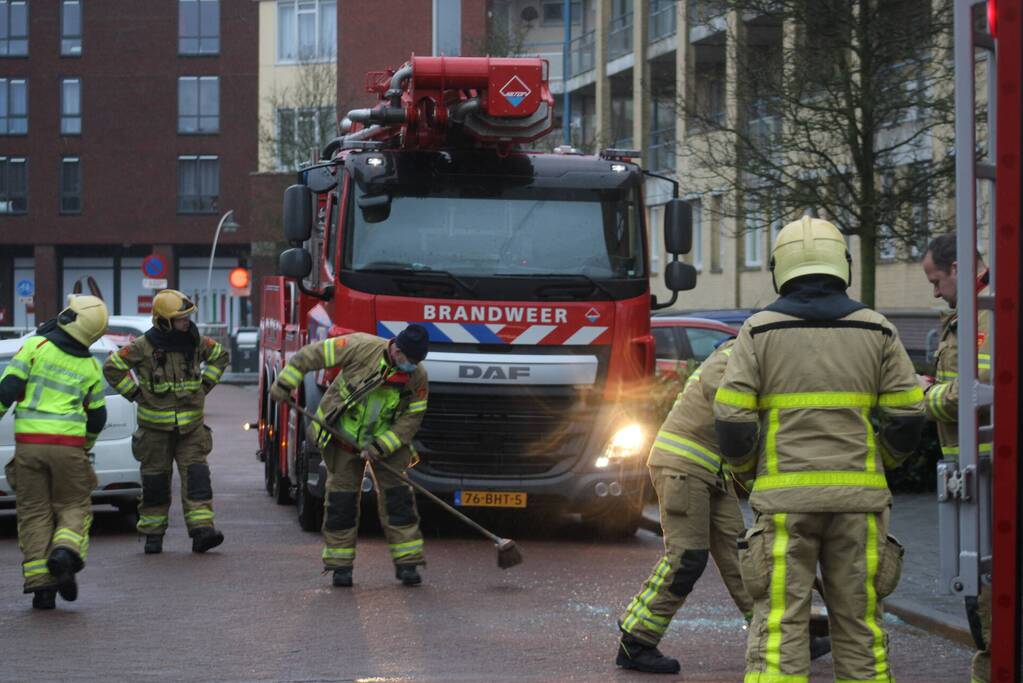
[104,314,152,347]
[0,335,140,513]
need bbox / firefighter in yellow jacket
[103,289,229,555]
[714,217,926,683]
[0,295,108,609]
[270,325,429,588]
[920,232,992,683]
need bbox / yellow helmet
[152,289,197,331]
[770,216,851,291]
[57,295,109,347]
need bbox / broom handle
[285,398,504,545]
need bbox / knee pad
[668,549,709,598]
[383,485,417,527]
[142,473,171,507]
[186,464,213,501]
[325,491,359,530]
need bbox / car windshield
[0,352,117,397]
[347,187,645,279]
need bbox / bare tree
[259,59,338,172]
[677,0,956,307]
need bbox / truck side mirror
[279,247,313,280]
[358,193,391,223]
[663,199,693,255]
[283,185,313,243]
[665,260,697,292]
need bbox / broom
[283,397,523,570]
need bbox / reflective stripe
[31,376,85,401]
[22,559,50,578]
[279,365,303,387]
[184,509,215,522]
[137,406,176,422]
[86,385,105,405]
[716,387,758,410]
[137,515,169,529]
[978,353,991,371]
[389,539,424,559]
[759,392,875,409]
[754,471,888,491]
[149,379,203,392]
[15,409,86,423]
[108,352,129,370]
[408,400,428,414]
[324,339,336,366]
[80,514,92,559]
[115,375,136,395]
[936,370,958,381]
[322,546,356,560]
[8,357,30,378]
[207,342,224,361]
[177,410,202,426]
[765,409,781,475]
[765,513,789,674]
[864,514,889,678]
[620,557,673,636]
[744,674,808,683]
[378,431,400,453]
[204,365,224,379]
[878,387,924,407]
[52,527,83,546]
[654,431,722,474]
[861,407,877,473]
[941,443,993,456]
[928,384,954,422]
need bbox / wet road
[0,386,972,682]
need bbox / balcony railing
[648,127,677,172]
[608,11,634,60]
[568,30,596,77]
[516,41,565,83]
[747,115,781,148]
[649,0,678,42]
[687,0,726,26]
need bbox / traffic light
[229,267,251,297]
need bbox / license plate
[454,490,527,508]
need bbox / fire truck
[257,55,696,537]
[943,0,1021,677]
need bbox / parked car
[673,308,761,328]
[0,335,140,513]
[104,315,152,347]
[650,315,738,377]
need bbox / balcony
[568,30,596,77]
[648,127,677,172]
[608,12,634,60]
[650,0,678,42]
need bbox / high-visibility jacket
[648,340,748,483]
[0,335,106,448]
[714,308,924,514]
[276,333,428,456]
[925,308,992,461]
[103,334,228,432]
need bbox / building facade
[0,0,258,330]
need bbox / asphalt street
[0,386,972,682]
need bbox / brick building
[0,0,258,329]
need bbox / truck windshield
[347,188,645,279]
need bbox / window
[277,0,336,62]
[61,78,81,135]
[743,197,765,268]
[178,76,219,133]
[60,157,81,214]
[710,194,723,273]
[177,155,218,213]
[179,0,219,55]
[652,326,682,360]
[0,0,28,56]
[541,1,582,25]
[276,106,336,169]
[0,78,27,134]
[691,199,703,271]
[683,327,732,361]
[0,156,27,214]
[61,0,82,56]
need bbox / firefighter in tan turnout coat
[270,325,429,588]
[103,289,229,555]
[714,217,925,683]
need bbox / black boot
[332,567,353,587]
[615,635,681,674]
[46,547,81,602]
[809,635,832,661]
[144,535,163,555]
[31,588,56,610]
[395,564,422,586]
[189,527,224,553]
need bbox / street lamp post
[206,209,240,324]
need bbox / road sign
[16,279,33,297]
[137,295,153,313]
[141,254,168,279]
[143,277,168,289]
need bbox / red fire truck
[257,55,696,537]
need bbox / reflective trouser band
[389,539,423,559]
[753,471,888,492]
[22,559,50,578]
[279,365,303,387]
[138,515,169,529]
[654,431,722,474]
[408,400,427,415]
[184,509,214,523]
[52,528,83,553]
[322,546,355,560]
[620,557,673,637]
[864,513,889,679]
[376,430,401,454]
[744,674,808,683]
[765,513,789,675]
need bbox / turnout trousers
[740,509,903,683]
[320,439,424,569]
[619,465,753,645]
[969,586,991,683]
[5,443,96,592]
[132,425,216,536]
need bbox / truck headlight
[596,423,645,468]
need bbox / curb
[221,372,258,385]
[884,598,974,648]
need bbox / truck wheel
[273,462,293,505]
[586,503,642,539]
[296,477,323,532]
[264,439,276,495]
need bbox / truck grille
[415,387,597,477]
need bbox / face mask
[397,361,417,372]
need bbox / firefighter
[616,339,830,674]
[714,216,925,682]
[103,289,229,555]
[0,295,108,609]
[269,325,429,588]
[919,232,991,683]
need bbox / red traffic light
[988,0,997,39]
[229,267,251,289]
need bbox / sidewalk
[641,492,973,646]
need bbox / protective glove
[269,381,293,403]
[360,443,383,462]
